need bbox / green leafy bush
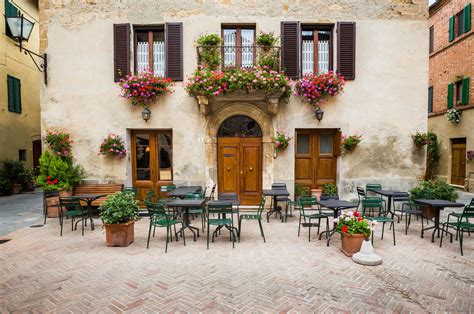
[0,175,12,193]
[322,183,338,196]
[425,132,441,180]
[295,183,309,197]
[36,151,84,192]
[409,179,458,202]
[256,32,279,47]
[196,33,222,70]
[99,192,140,224]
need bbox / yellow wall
[0,0,40,168]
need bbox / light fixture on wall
[141,108,151,122]
[4,13,48,84]
[315,108,324,122]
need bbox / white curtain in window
[318,40,330,74]
[302,40,314,75]
[153,41,165,77]
[241,29,254,68]
[223,29,236,67]
[137,42,149,73]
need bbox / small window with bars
[301,26,333,76]
[222,26,255,68]
[134,27,165,77]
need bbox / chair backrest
[256,196,266,216]
[356,186,366,198]
[202,186,208,198]
[146,202,171,222]
[59,196,82,212]
[299,197,318,215]
[366,183,382,198]
[184,192,204,199]
[209,184,216,200]
[320,195,339,201]
[461,204,474,219]
[361,198,385,217]
[219,192,238,201]
[160,185,176,193]
[145,190,158,204]
[123,187,138,198]
[208,202,233,215]
[272,183,287,190]
[469,198,474,207]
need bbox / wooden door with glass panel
[131,130,173,201]
[451,139,466,186]
[295,129,340,191]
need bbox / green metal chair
[158,184,176,204]
[440,203,474,255]
[366,183,382,198]
[238,196,266,242]
[59,196,89,236]
[207,202,236,249]
[297,197,329,242]
[123,187,139,198]
[361,198,396,246]
[444,198,474,240]
[146,202,185,253]
[184,192,206,232]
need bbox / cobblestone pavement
[0,189,43,236]
[1,200,473,312]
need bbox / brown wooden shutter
[337,22,356,80]
[333,130,342,156]
[113,23,131,82]
[281,21,300,79]
[165,22,183,81]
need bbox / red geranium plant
[294,71,345,109]
[119,72,174,107]
[99,134,127,160]
[44,129,73,159]
[334,210,375,237]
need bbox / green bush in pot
[409,179,458,202]
[99,192,140,225]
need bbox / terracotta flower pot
[104,221,135,247]
[341,233,365,257]
[59,190,73,197]
[10,183,22,195]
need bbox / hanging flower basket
[99,134,127,160]
[411,131,428,148]
[294,72,345,112]
[119,72,174,107]
[446,108,462,124]
[272,131,292,155]
[341,134,362,153]
[467,151,474,162]
[44,129,73,159]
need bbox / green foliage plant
[99,192,140,224]
[322,183,338,196]
[409,179,458,202]
[196,33,222,70]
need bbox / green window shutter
[4,0,18,17]
[14,78,21,113]
[461,77,470,105]
[447,83,454,109]
[428,87,433,113]
[449,15,455,41]
[7,76,14,112]
[464,3,471,33]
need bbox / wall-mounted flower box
[119,72,174,107]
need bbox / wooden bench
[73,184,124,207]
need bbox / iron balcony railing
[196,45,281,71]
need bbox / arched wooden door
[217,115,262,205]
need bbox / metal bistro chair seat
[361,198,396,246]
[297,197,329,242]
[207,202,236,249]
[146,202,185,253]
[59,196,89,236]
[185,192,206,232]
[440,202,474,255]
[239,196,266,243]
[392,192,424,235]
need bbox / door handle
[240,171,244,175]
[227,167,231,171]
[249,167,253,171]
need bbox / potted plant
[335,210,376,256]
[341,134,362,153]
[294,183,309,201]
[411,131,428,148]
[99,134,127,160]
[0,175,12,196]
[467,151,474,162]
[409,179,458,219]
[0,160,28,195]
[45,129,73,159]
[322,183,338,197]
[119,72,174,107]
[196,33,222,70]
[99,192,140,247]
[446,108,462,124]
[272,131,292,156]
[256,32,279,70]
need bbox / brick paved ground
[0,189,42,236]
[1,201,473,312]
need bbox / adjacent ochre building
[1,0,41,169]
[40,0,428,203]
[429,0,473,189]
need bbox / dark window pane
[320,133,333,154]
[217,115,262,137]
[153,30,164,42]
[19,149,26,162]
[136,31,148,42]
[297,134,310,154]
[135,134,150,180]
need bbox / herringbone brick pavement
[0,212,473,312]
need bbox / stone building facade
[39,0,428,202]
[1,0,41,168]
[429,0,473,189]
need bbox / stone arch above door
[204,102,274,195]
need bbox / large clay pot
[341,233,365,257]
[59,190,73,197]
[421,206,436,220]
[46,195,61,218]
[311,189,323,209]
[104,221,135,247]
[10,183,22,195]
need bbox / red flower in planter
[341,225,348,233]
[357,217,362,221]
[353,211,360,217]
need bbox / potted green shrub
[196,33,221,70]
[295,183,309,201]
[256,32,280,70]
[0,160,28,195]
[409,179,458,219]
[99,192,140,247]
[322,183,338,197]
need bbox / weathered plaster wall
[429,112,474,188]
[0,0,40,168]
[40,0,428,198]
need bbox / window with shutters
[455,80,463,105]
[456,10,465,37]
[221,25,256,68]
[301,25,333,76]
[450,4,471,40]
[454,77,470,106]
[134,26,165,77]
[429,26,434,54]
[7,75,21,114]
[428,86,433,113]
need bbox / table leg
[88,201,95,230]
[319,208,338,246]
[177,209,200,241]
